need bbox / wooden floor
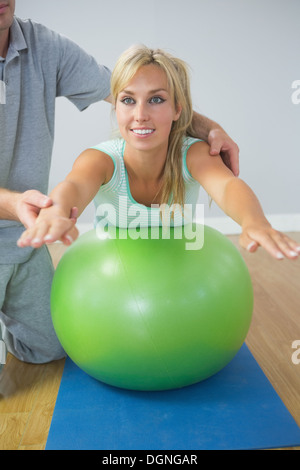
[0,233,299,450]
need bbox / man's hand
[191,112,240,176]
[208,128,240,177]
[15,190,53,228]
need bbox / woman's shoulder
[182,136,208,152]
[183,137,212,181]
[88,138,126,189]
[91,138,125,158]
[184,137,210,159]
[182,135,210,164]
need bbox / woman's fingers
[60,225,79,246]
[17,217,78,248]
[240,227,300,260]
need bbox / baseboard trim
[77,213,300,236]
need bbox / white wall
[15,0,300,233]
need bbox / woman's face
[116,64,181,155]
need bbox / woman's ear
[173,104,182,122]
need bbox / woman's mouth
[131,128,155,136]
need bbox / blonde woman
[18,45,300,260]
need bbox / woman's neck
[123,142,168,184]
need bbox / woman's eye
[121,97,135,105]
[150,96,165,104]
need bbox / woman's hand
[240,222,300,260]
[17,205,79,248]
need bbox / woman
[17,45,300,260]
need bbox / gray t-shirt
[0,17,111,263]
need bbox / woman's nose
[135,102,149,122]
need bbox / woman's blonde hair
[111,44,197,207]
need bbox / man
[0,0,239,372]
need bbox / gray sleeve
[56,35,111,111]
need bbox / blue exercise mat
[46,344,300,450]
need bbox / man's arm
[192,111,240,176]
[0,188,52,228]
[104,94,113,104]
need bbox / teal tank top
[92,136,201,229]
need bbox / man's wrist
[0,189,20,221]
[192,111,222,142]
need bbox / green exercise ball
[51,224,253,391]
